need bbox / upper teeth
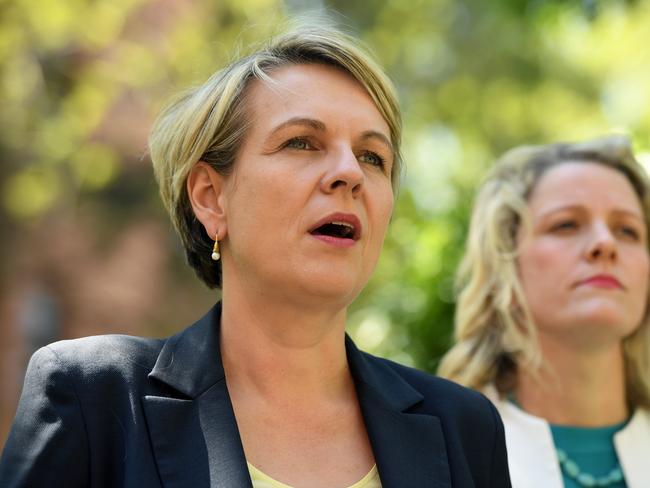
[331,221,354,229]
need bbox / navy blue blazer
[0,303,511,487]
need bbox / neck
[516,334,629,427]
[219,280,353,405]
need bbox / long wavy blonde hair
[438,135,650,408]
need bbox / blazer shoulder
[362,352,498,420]
[2,335,168,486]
[29,334,165,391]
[363,352,485,398]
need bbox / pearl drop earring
[211,234,220,261]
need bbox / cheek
[225,189,281,249]
[519,243,557,276]
[370,192,393,243]
[629,249,650,300]
[372,182,394,219]
[622,250,650,332]
[378,194,394,226]
[518,242,567,297]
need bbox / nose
[320,147,364,197]
[586,222,617,262]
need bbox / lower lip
[580,278,622,289]
[310,234,357,248]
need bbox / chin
[308,276,365,303]
[540,308,641,348]
[292,268,368,307]
[574,299,642,330]
[271,257,375,307]
[571,312,641,342]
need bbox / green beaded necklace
[505,393,627,488]
[556,448,624,487]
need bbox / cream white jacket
[485,386,650,488]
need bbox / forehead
[528,161,643,215]
[243,63,389,132]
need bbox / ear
[186,161,228,239]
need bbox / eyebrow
[269,117,326,136]
[269,117,394,152]
[360,130,394,152]
[538,205,645,221]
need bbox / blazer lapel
[347,338,452,488]
[141,304,451,488]
[142,303,252,488]
[142,396,211,487]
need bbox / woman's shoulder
[26,333,166,391]
[357,350,508,479]
[359,351,497,419]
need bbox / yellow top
[248,463,382,488]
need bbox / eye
[358,151,385,168]
[550,220,578,232]
[617,225,641,241]
[283,137,314,151]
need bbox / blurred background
[2,0,650,446]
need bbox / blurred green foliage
[2,0,650,372]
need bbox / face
[219,63,394,307]
[517,162,649,349]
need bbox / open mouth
[311,221,357,240]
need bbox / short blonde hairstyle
[149,25,402,288]
[438,135,650,408]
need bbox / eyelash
[551,220,578,232]
[618,226,640,240]
[358,150,386,169]
[283,137,314,151]
[550,220,642,240]
[282,138,387,169]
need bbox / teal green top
[551,421,627,488]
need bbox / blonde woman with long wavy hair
[439,135,650,488]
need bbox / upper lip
[309,212,362,240]
[577,274,624,289]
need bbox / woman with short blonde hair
[1,24,510,488]
[149,26,403,289]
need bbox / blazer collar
[346,337,452,488]
[143,302,252,487]
[615,409,650,488]
[147,304,425,407]
[144,303,451,488]
[345,336,422,411]
[148,302,225,398]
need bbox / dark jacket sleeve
[488,398,512,488]
[0,346,89,487]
